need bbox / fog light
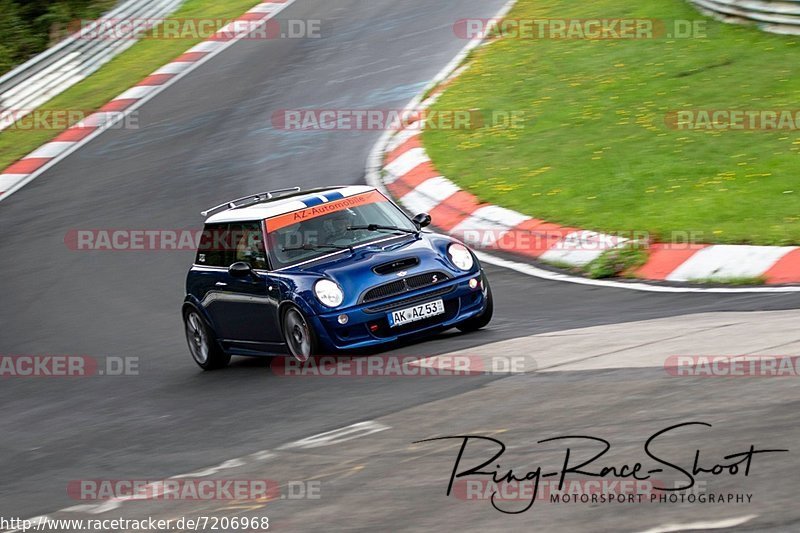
[338,314,349,325]
[469,278,479,289]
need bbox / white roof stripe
[205,186,376,223]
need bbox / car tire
[282,305,318,362]
[457,276,494,333]
[183,308,231,370]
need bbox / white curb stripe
[399,176,457,213]
[186,41,227,54]
[460,204,530,229]
[114,85,160,100]
[450,206,530,247]
[539,230,628,267]
[248,3,277,13]
[153,61,194,75]
[25,142,76,159]
[383,147,429,183]
[0,174,28,190]
[666,244,798,281]
[385,128,420,153]
[540,247,604,266]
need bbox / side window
[196,223,230,267]
[230,222,268,270]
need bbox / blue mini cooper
[182,186,493,369]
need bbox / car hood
[279,233,471,308]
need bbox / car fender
[278,294,318,323]
[181,296,222,342]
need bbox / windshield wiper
[282,243,352,252]
[347,224,418,236]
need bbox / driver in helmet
[323,209,357,244]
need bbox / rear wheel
[282,306,318,362]
[183,309,230,370]
[457,277,493,332]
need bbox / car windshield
[266,191,418,268]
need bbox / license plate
[388,299,445,327]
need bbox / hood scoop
[373,257,420,275]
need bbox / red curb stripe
[238,12,267,21]
[5,158,50,174]
[174,52,207,63]
[385,135,422,166]
[101,99,138,112]
[387,178,416,198]
[633,243,708,281]
[54,126,97,142]
[504,219,577,258]
[396,161,438,189]
[138,73,175,86]
[429,190,482,232]
[763,248,800,284]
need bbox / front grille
[360,271,450,303]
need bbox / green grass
[586,243,649,279]
[423,0,800,245]
[0,0,259,170]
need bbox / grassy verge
[0,0,259,170]
[423,0,800,245]
[586,244,649,279]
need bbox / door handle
[215,282,228,287]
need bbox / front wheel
[282,305,318,362]
[183,309,230,370]
[457,277,493,332]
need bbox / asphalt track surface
[0,0,799,527]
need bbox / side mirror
[228,261,253,278]
[412,213,432,229]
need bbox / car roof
[205,185,377,224]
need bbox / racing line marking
[637,514,758,533]
[277,421,391,450]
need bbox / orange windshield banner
[266,190,387,231]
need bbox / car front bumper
[310,271,488,352]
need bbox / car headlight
[448,243,475,271]
[314,279,344,307]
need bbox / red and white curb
[0,0,295,202]
[380,124,800,285]
[365,0,799,288]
